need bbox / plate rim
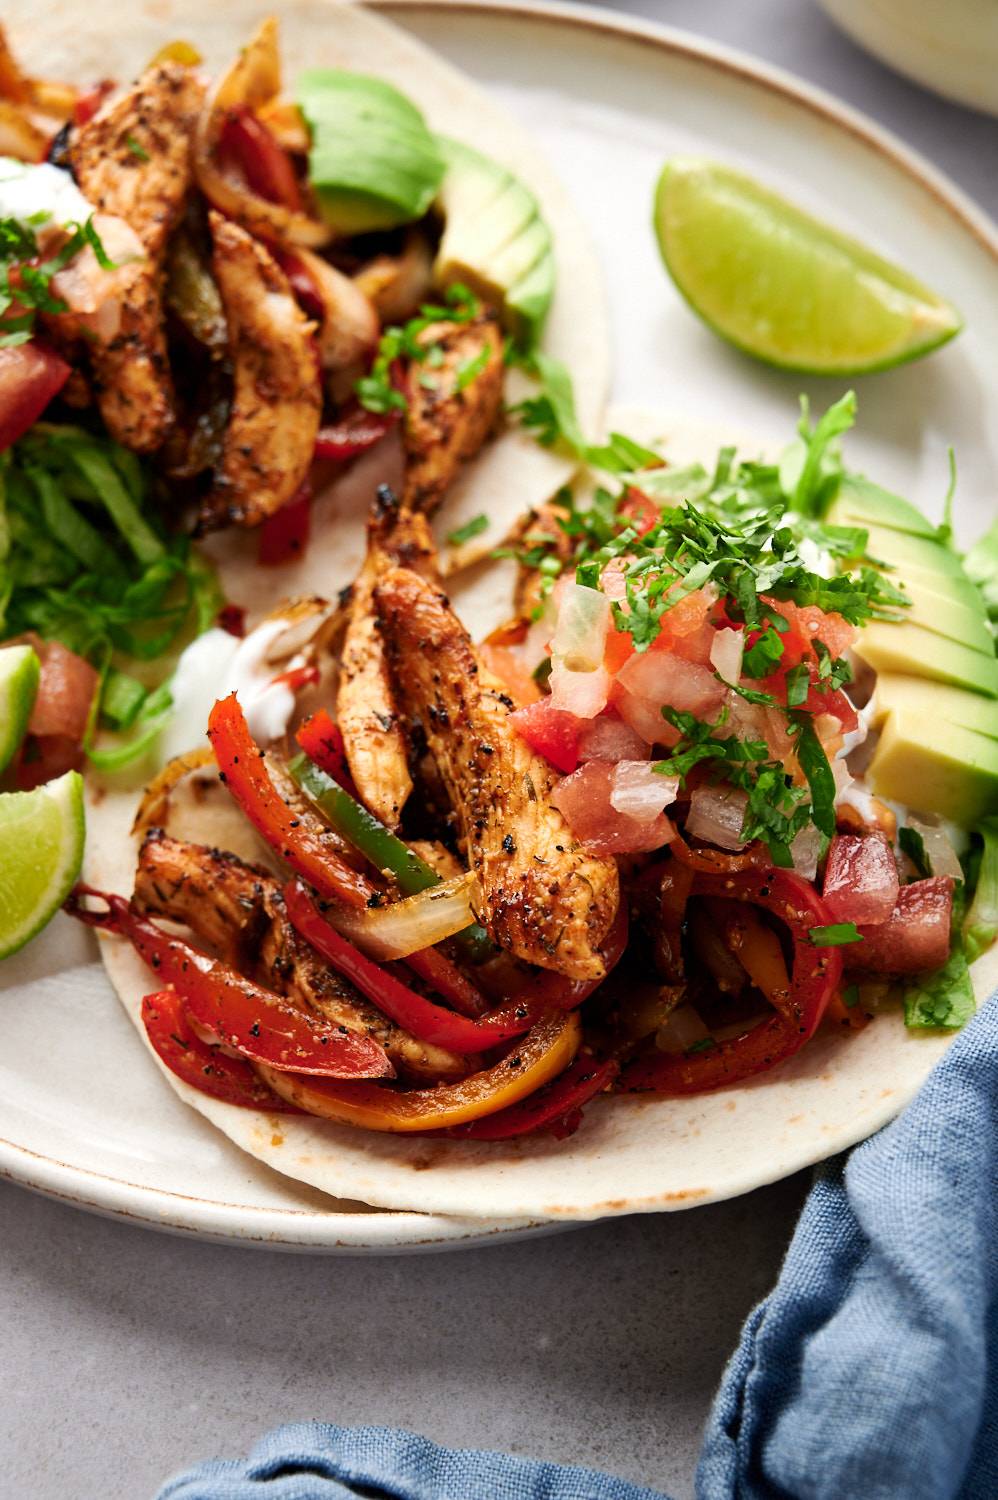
[5,0,995,1250]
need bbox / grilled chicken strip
[337,492,439,828]
[134,830,470,1081]
[197,213,321,532]
[402,312,503,512]
[71,62,204,451]
[376,567,620,981]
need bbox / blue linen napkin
[157,990,998,1500]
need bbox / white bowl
[819,0,998,115]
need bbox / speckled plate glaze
[2,0,996,1249]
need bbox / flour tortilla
[7,0,608,608]
[81,404,998,1221]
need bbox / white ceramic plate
[1,0,995,1249]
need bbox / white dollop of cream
[0,157,95,232]
[159,618,306,764]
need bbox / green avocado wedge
[654,159,963,375]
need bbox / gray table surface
[4,6,995,1500]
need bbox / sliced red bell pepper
[296,709,353,788]
[273,247,326,323]
[141,989,304,1111]
[219,105,303,210]
[66,886,394,1079]
[285,882,628,1055]
[207,694,373,911]
[439,1056,619,1140]
[404,946,490,1019]
[72,80,113,126]
[621,868,842,1095]
[0,343,71,452]
[313,404,398,461]
[258,482,312,566]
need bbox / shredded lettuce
[1,423,221,767]
[903,943,976,1031]
[963,816,998,964]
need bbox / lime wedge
[0,769,85,959]
[0,644,40,774]
[654,159,963,374]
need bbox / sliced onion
[655,1003,711,1054]
[0,99,48,161]
[292,247,379,371]
[578,714,649,763]
[616,650,725,726]
[709,627,743,684]
[327,873,478,960]
[610,761,679,819]
[132,746,215,834]
[193,17,333,248]
[685,786,748,851]
[354,230,434,324]
[906,814,964,881]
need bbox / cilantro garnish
[0,214,117,346]
[356,283,481,416]
[455,344,491,392]
[809,923,864,947]
[507,350,663,474]
[899,825,931,879]
[446,513,489,547]
[125,134,150,161]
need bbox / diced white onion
[610,762,680,819]
[548,661,611,718]
[552,582,611,673]
[907,814,964,881]
[328,874,478,960]
[709,627,744,684]
[790,824,823,881]
[685,786,748,850]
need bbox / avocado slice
[297,70,444,234]
[832,475,939,539]
[896,575,996,657]
[871,674,998,743]
[433,137,555,342]
[870,709,998,824]
[854,620,998,697]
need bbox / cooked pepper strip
[621,868,842,1095]
[709,899,794,1024]
[288,750,493,962]
[219,105,303,210]
[256,1011,582,1133]
[141,989,304,1111]
[286,880,627,1053]
[66,885,394,1079]
[440,1056,619,1141]
[208,695,372,910]
[296,710,354,789]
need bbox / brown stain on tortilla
[270,1132,284,1148]
[543,1187,711,1215]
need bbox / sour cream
[159,619,306,765]
[0,157,95,232]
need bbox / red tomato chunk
[823,832,899,927]
[845,877,954,974]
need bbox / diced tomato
[0,344,71,452]
[15,734,83,791]
[510,698,585,773]
[23,636,99,741]
[603,617,635,675]
[313,404,399,461]
[651,588,715,665]
[618,487,659,537]
[614,651,724,745]
[219,105,303,210]
[216,604,247,638]
[754,665,859,734]
[845,877,954,974]
[550,760,676,855]
[479,641,542,706]
[258,482,311,566]
[577,712,649,763]
[823,832,899,926]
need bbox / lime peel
[0,769,86,959]
[654,158,963,375]
[0,644,40,775]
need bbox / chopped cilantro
[685,1036,717,1056]
[742,626,784,677]
[356,283,480,416]
[446,513,489,547]
[784,662,811,708]
[842,984,860,1009]
[455,344,491,392]
[899,826,931,879]
[809,923,864,947]
[0,214,116,345]
[508,350,663,474]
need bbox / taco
[75,394,998,1221]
